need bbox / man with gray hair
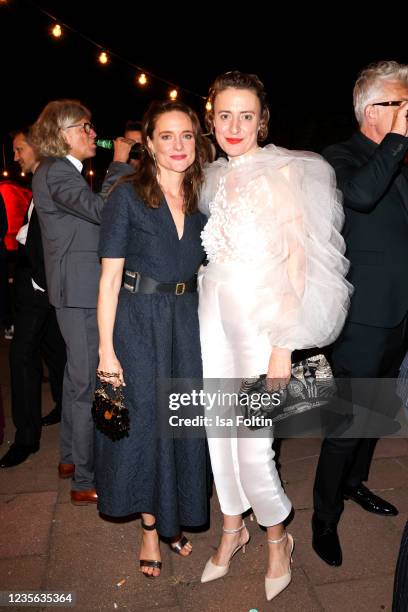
[313,61,408,566]
[31,99,134,505]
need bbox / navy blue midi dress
[95,183,209,537]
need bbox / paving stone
[284,477,314,511]
[0,555,47,590]
[278,437,322,463]
[394,455,408,472]
[0,454,59,495]
[0,491,57,558]
[280,455,318,487]
[373,437,408,458]
[366,457,408,490]
[380,485,408,531]
[314,574,394,611]
[175,568,321,612]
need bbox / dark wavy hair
[120,100,206,213]
[205,71,270,141]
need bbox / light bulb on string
[20,171,25,177]
[51,23,62,38]
[205,100,212,111]
[5,1,208,110]
[87,159,94,189]
[98,51,109,65]
[2,143,7,177]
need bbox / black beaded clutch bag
[239,354,336,430]
[92,381,130,441]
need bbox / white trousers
[198,264,292,526]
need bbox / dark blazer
[25,206,47,290]
[323,132,408,328]
[32,157,132,308]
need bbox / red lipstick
[225,138,243,144]
[170,155,187,160]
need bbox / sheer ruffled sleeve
[252,150,352,351]
[199,158,227,217]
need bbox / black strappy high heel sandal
[139,520,162,579]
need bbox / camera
[129,142,142,160]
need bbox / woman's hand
[97,352,125,388]
[266,347,292,391]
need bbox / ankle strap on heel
[267,531,287,545]
[222,521,246,534]
[141,520,157,531]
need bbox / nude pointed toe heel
[265,532,294,601]
[201,521,250,584]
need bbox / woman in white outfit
[198,71,351,601]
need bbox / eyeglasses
[63,122,96,134]
[372,101,406,107]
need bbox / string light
[19,4,207,103]
[0,4,210,173]
[51,23,62,38]
[20,171,25,177]
[205,101,212,111]
[98,51,109,65]
[88,169,94,176]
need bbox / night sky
[1,1,407,180]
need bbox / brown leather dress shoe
[70,489,98,505]
[58,463,75,479]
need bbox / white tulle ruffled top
[198,145,353,378]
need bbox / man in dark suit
[0,192,8,335]
[312,61,408,566]
[0,129,67,469]
[31,100,133,505]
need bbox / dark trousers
[0,248,12,327]
[313,316,408,523]
[10,266,66,447]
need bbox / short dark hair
[125,119,142,132]
[9,126,33,144]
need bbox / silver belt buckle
[124,270,139,293]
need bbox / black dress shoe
[312,514,342,566]
[344,483,398,516]
[0,443,39,468]
[41,406,61,427]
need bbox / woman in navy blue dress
[95,101,209,578]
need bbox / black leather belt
[123,270,197,296]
